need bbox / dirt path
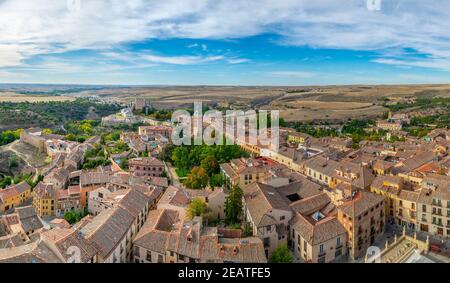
[3,140,40,182]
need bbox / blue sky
[1,0,450,85]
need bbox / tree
[184,167,209,190]
[42,128,53,135]
[270,244,294,263]
[64,211,77,224]
[209,173,224,188]
[172,147,191,170]
[187,197,208,219]
[243,222,253,237]
[65,134,77,141]
[8,158,19,169]
[224,185,243,225]
[64,209,88,225]
[159,144,176,162]
[0,128,23,146]
[200,155,220,176]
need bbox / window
[280,216,285,221]
[303,240,307,252]
[146,251,152,262]
[319,244,324,254]
[336,237,341,247]
[422,205,427,212]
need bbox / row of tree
[0,128,23,146]
[160,143,248,190]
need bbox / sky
[1,0,450,86]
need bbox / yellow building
[287,132,311,144]
[0,181,32,212]
[370,175,420,230]
[370,176,403,219]
[263,146,304,172]
[396,190,419,230]
[304,156,339,187]
[417,175,450,237]
[220,157,288,189]
[32,182,56,217]
[337,191,386,259]
[239,143,260,156]
[372,160,394,176]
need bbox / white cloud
[269,71,316,79]
[0,0,450,71]
[227,58,250,64]
[0,70,28,79]
[141,54,224,65]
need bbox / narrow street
[164,161,182,187]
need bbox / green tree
[187,197,208,219]
[0,176,12,188]
[243,222,253,237]
[172,147,191,170]
[42,128,53,135]
[201,155,220,176]
[8,158,19,169]
[159,144,176,162]
[209,173,224,188]
[270,244,294,263]
[184,167,209,190]
[64,209,88,225]
[224,185,243,225]
[65,134,77,141]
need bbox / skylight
[311,211,325,222]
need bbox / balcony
[432,210,443,216]
[432,221,443,227]
[432,201,442,207]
